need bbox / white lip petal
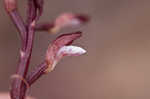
[57,45,86,56]
[49,45,86,72]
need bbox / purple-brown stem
[27,62,47,85]
[8,10,28,50]
[26,0,36,26]
[10,21,35,99]
[4,0,37,98]
[18,61,47,98]
[4,0,31,98]
[4,0,38,98]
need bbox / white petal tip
[58,45,87,56]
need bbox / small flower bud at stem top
[4,0,17,12]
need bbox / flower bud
[4,0,17,12]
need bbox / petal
[45,46,86,72]
[53,31,82,47]
[57,45,86,57]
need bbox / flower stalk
[4,0,89,98]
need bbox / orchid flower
[45,31,86,72]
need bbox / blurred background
[0,0,150,99]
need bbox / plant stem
[10,21,35,99]
[9,0,38,98]
[27,62,47,85]
[19,62,47,99]
[8,10,28,50]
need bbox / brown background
[0,0,150,99]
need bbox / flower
[35,13,89,33]
[50,13,89,33]
[45,31,86,72]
